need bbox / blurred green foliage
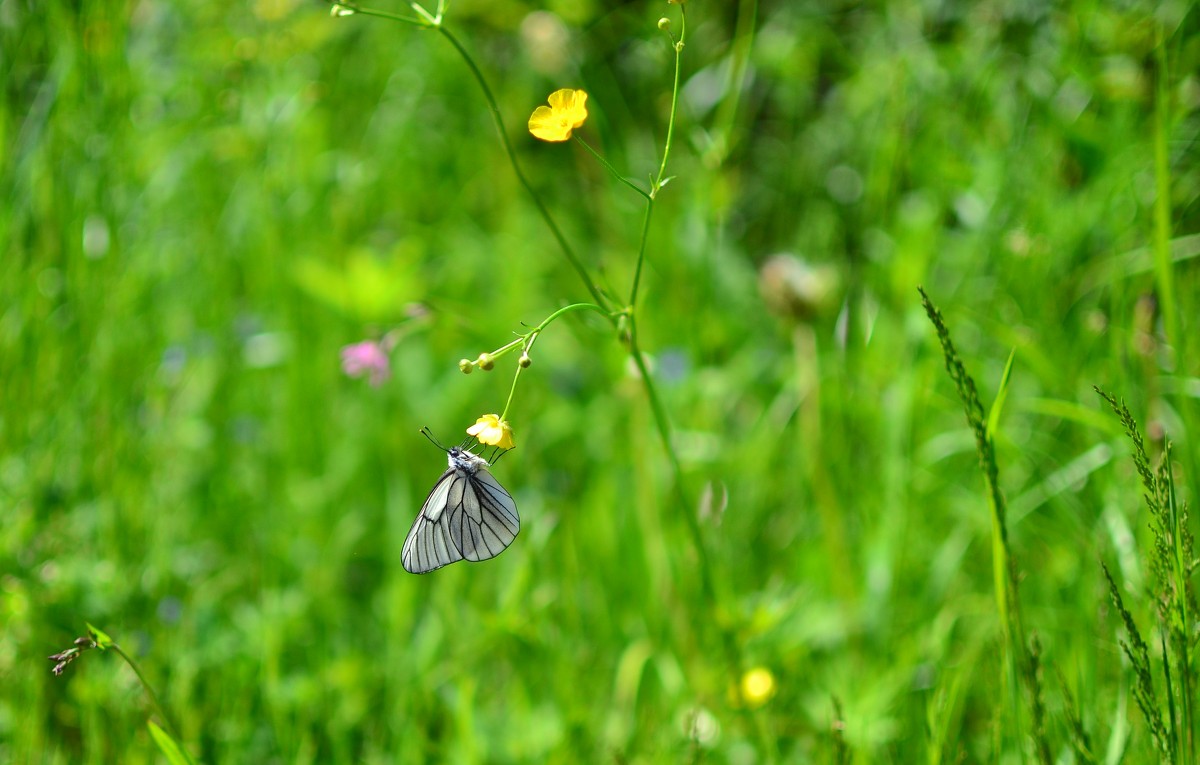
[2,0,1199,761]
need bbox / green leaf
[147,721,191,765]
[985,348,1015,443]
[86,623,114,650]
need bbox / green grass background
[3,0,1199,761]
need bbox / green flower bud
[458,358,474,374]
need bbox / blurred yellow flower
[467,414,515,449]
[528,88,588,142]
[740,667,776,708]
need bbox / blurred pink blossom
[341,340,391,387]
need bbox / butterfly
[402,439,520,574]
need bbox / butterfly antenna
[490,446,514,465]
[419,427,448,452]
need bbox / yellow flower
[528,88,588,142]
[740,667,776,709]
[467,414,515,450]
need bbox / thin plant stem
[500,363,523,422]
[708,0,757,164]
[616,8,760,725]
[1151,25,1178,356]
[435,26,612,312]
[574,136,650,200]
[654,9,685,188]
[331,2,425,26]
[629,202,654,307]
[629,339,708,583]
[630,7,685,309]
[531,301,612,331]
[628,330,776,763]
[109,643,196,765]
[1166,455,1195,760]
[499,303,611,421]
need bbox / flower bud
[616,315,631,347]
[477,352,495,371]
[458,358,474,374]
[519,353,532,368]
[657,17,671,30]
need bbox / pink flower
[341,340,391,387]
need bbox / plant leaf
[147,721,191,765]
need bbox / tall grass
[2,0,1198,762]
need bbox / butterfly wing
[402,466,520,573]
[449,468,520,562]
[402,468,466,574]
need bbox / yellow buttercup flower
[740,667,776,709]
[467,414,515,450]
[528,88,589,142]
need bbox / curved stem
[654,8,685,189]
[436,26,611,312]
[574,136,650,200]
[110,643,196,765]
[532,301,612,331]
[329,2,425,25]
[496,303,611,421]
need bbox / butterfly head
[447,446,489,474]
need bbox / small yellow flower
[528,88,588,142]
[467,414,515,450]
[740,667,776,709]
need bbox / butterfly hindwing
[402,455,520,574]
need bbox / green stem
[629,200,654,308]
[498,303,611,421]
[532,301,612,331]
[708,0,757,165]
[408,1,439,25]
[627,331,708,587]
[330,2,426,25]
[573,136,650,200]
[629,7,685,309]
[628,328,774,762]
[500,362,523,422]
[654,8,685,189]
[1166,454,1195,760]
[110,643,196,765]
[1151,25,1178,354]
[435,26,611,312]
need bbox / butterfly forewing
[401,469,464,574]
[402,450,520,574]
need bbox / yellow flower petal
[528,106,570,142]
[528,88,589,142]
[494,421,515,450]
[740,667,776,709]
[467,414,515,449]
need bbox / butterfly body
[402,447,520,574]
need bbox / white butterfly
[402,445,520,574]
